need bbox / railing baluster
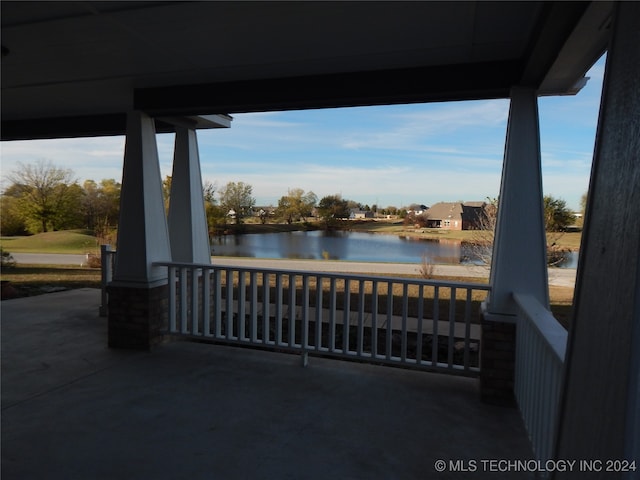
[225,269,234,339]
[203,269,211,337]
[533,333,543,456]
[463,288,471,370]
[300,275,309,367]
[262,272,270,344]
[275,273,283,346]
[329,277,337,352]
[386,282,393,360]
[214,269,222,338]
[191,268,199,335]
[238,270,246,341]
[153,261,491,377]
[432,285,439,366]
[315,275,323,351]
[357,280,365,357]
[540,344,551,460]
[302,275,310,356]
[401,283,408,362]
[448,287,456,368]
[343,278,350,354]
[371,280,378,359]
[250,271,258,342]
[288,273,296,347]
[416,285,424,365]
[99,244,113,317]
[168,266,177,333]
[180,267,188,334]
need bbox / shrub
[1,248,16,269]
[85,253,102,268]
[419,253,435,279]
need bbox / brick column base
[108,283,169,349]
[480,312,516,406]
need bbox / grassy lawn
[0,230,102,254]
[345,220,582,251]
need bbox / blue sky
[1,56,605,211]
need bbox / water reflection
[211,230,482,265]
[210,230,578,267]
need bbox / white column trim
[112,111,171,287]
[487,86,549,315]
[168,127,212,264]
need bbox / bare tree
[8,160,79,233]
[469,196,571,268]
[468,197,497,268]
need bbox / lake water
[211,230,578,267]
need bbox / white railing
[513,292,567,467]
[99,244,116,316]
[155,261,491,376]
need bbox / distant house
[406,204,428,216]
[253,206,276,217]
[425,201,487,230]
[350,210,374,220]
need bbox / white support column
[487,87,549,316]
[168,126,212,264]
[555,1,640,471]
[112,111,171,286]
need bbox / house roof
[462,201,488,208]
[427,201,488,221]
[1,1,613,140]
[426,202,464,220]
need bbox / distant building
[425,201,487,230]
[349,210,375,220]
[406,204,428,216]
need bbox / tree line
[1,160,580,238]
[1,161,121,237]
[0,161,365,237]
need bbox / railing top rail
[153,260,491,291]
[513,292,567,363]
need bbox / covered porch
[2,289,534,479]
[2,1,639,477]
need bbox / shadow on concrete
[1,289,533,479]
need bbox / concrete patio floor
[2,289,534,479]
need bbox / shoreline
[219,221,582,252]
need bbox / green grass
[0,230,101,254]
[346,220,582,250]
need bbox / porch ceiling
[1,1,612,140]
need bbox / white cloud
[1,57,603,211]
[230,111,309,129]
[1,137,126,185]
[335,102,509,166]
[202,159,501,208]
